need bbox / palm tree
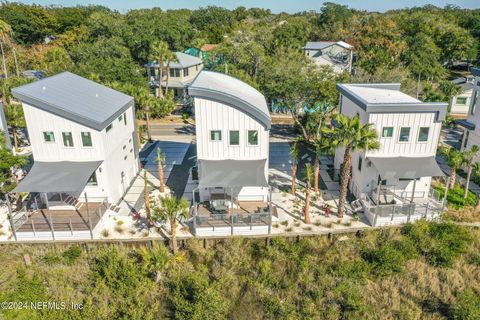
[304,163,313,224]
[138,243,169,283]
[323,114,379,217]
[462,145,479,198]
[137,90,152,141]
[151,40,170,98]
[192,38,206,59]
[0,19,12,79]
[153,195,189,253]
[164,51,178,94]
[291,142,299,195]
[144,170,152,227]
[156,147,166,193]
[440,146,464,189]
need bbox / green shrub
[434,184,477,208]
[62,245,82,265]
[363,242,407,276]
[451,289,480,320]
[43,252,62,265]
[402,221,471,267]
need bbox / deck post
[441,177,450,213]
[44,193,55,241]
[268,187,272,234]
[407,204,411,223]
[230,214,234,235]
[85,193,93,240]
[31,218,36,236]
[230,187,233,208]
[410,179,417,203]
[6,195,17,241]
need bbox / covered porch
[192,159,273,236]
[360,156,447,226]
[7,160,111,241]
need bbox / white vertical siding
[195,97,268,160]
[367,112,441,157]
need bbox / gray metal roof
[12,160,103,193]
[188,71,271,129]
[12,72,134,131]
[145,52,202,69]
[472,67,480,77]
[337,83,448,122]
[198,159,268,188]
[367,156,444,180]
[304,41,353,50]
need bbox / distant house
[145,52,203,100]
[458,67,480,160]
[304,41,354,74]
[188,71,273,236]
[450,76,474,116]
[336,83,448,226]
[184,44,218,60]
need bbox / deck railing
[193,211,271,235]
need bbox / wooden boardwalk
[17,203,104,233]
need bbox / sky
[13,0,480,13]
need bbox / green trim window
[248,130,258,145]
[210,130,221,141]
[106,123,113,132]
[123,112,127,125]
[183,68,189,77]
[471,91,478,115]
[62,132,74,147]
[118,114,123,122]
[418,127,429,142]
[43,131,55,143]
[229,130,239,145]
[81,132,93,147]
[382,127,393,138]
[399,127,410,142]
[456,97,467,105]
[87,172,97,186]
[358,156,362,172]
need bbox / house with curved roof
[188,71,272,235]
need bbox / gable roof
[337,83,447,122]
[145,52,203,69]
[12,72,134,131]
[304,40,353,50]
[188,71,271,129]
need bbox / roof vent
[42,86,46,91]
[95,93,99,97]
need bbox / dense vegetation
[0,2,478,105]
[0,221,479,319]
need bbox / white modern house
[188,71,272,236]
[304,41,354,74]
[459,67,480,160]
[146,52,203,100]
[335,83,448,226]
[450,76,475,115]
[8,72,139,240]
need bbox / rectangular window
[399,127,410,142]
[248,130,258,145]
[471,91,478,115]
[456,97,467,105]
[169,68,180,77]
[183,68,189,77]
[106,123,113,132]
[87,172,97,186]
[62,132,74,147]
[123,112,127,125]
[382,127,393,138]
[43,131,55,143]
[81,132,93,147]
[118,114,123,122]
[418,127,429,142]
[358,156,362,172]
[210,130,221,141]
[229,130,239,145]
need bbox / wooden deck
[16,202,105,233]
